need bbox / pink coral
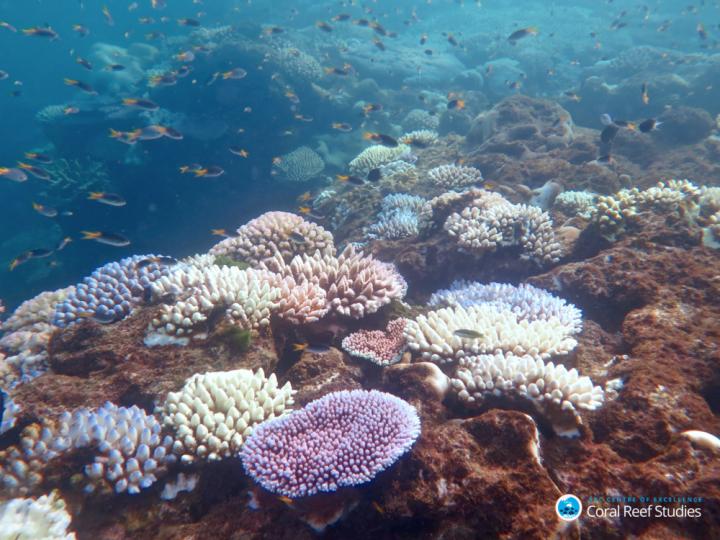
[240,389,420,498]
[341,319,407,366]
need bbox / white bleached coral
[0,491,75,540]
[0,287,74,390]
[428,281,583,334]
[444,190,562,264]
[364,193,430,240]
[146,265,280,344]
[451,353,605,437]
[404,304,578,364]
[159,368,295,464]
[273,146,324,182]
[427,164,483,189]
[209,211,335,265]
[554,190,598,219]
[262,245,407,319]
[349,144,411,176]
[399,130,438,147]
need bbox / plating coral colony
[0,1,719,539]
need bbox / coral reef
[209,211,334,265]
[159,368,294,464]
[341,319,407,366]
[273,146,324,183]
[399,130,439,147]
[402,109,440,132]
[240,389,420,498]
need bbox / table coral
[240,389,420,498]
[364,193,430,240]
[348,144,411,176]
[427,164,483,189]
[159,368,294,464]
[273,146,324,183]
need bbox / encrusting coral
[159,368,294,464]
[209,211,335,265]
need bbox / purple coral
[240,389,421,498]
[53,255,173,327]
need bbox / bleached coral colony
[0,179,615,533]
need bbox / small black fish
[367,168,382,182]
[600,124,620,144]
[289,232,306,244]
[638,118,661,133]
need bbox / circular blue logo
[556,494,582,521]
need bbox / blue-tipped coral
[53,255,174,328]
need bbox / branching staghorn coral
[444,190,562,264]
[261,245,408,319]
[159,368,294,464]
[348,144,411,176]
[272,146,324,182]
[41,158,112,204]
[427,164,483,189]
[209,211,334,265]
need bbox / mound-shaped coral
[240,389,420,498]
[209,211,335,265]
[159,368,294,464]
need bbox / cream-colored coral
[554,190,598,219]
[427,164,482,189]
[146,266,280,344]
[0,287,73,389]
[349,144,410,176]
[444,191,562,264]
[159,369,294,463]
[209,211,335,265]
[0,491,76,540]
[404,304,578,364]
[262,245,407,319]
[274,276,329,324]
[399,130,438,147]
[451,353,604,437]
